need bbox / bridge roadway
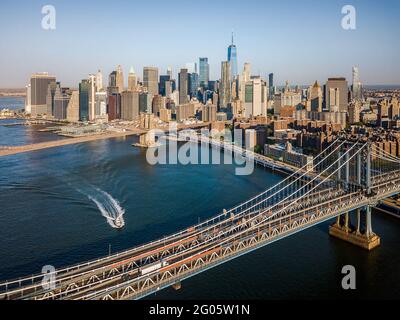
[1,167,399,300]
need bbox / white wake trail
[77,186,126,229]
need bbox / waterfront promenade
[0,129,146,157]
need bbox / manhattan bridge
[1,137,400,300]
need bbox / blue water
[0,97,25,110]
[0,101,399,299]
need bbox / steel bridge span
[1,139,400,300]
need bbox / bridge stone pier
[329,206,381,250]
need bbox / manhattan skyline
[0,0,399,88]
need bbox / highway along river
[0,116,399,299]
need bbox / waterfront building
[199,57,210,88]
[79,79,90,122]
[25,84,31,114]
[143,67,159,97]
[66,91,79,122]
[265,142,314,170]
[46,81,58,117]
[95,91,107,118]
[53,86,70,120]
[88,74,97,121]
[30,73,56,117]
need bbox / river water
[0,97,399,299]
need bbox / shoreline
[0,129,146,157]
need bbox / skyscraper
[352,66,362,101]
[121,91,139,121]
[109,71,117,88]
[268,73,274,100]
[159,75,171,96]
[79,79,90,122]
[96,70,103,91]
[143,67,159,97]
[325,78,349,112]
[309,81,323,112]
[220,61,231,109]
[227,32,238,80]
[88,74,97,121]
[30,73,56,117]
[128,67,137,91]
[199,58,210,88]
[116,65,124,93]
[25,84,31,114]
[189,72,199,98]
[46,81,58,116]
[179,68,189,105]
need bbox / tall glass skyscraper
[227,33,238,80]
[79,79,90,122]
[199,57,210,87]
[268,73,274,100]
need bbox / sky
[0,0,399,88]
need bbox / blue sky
[0,0,399,87]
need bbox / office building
[128,67,137,91]
[227,32,238,80]
[220,61,231,109]
[30,73,56,117]
[121,91,140,121]
[325,78,349,112]
[66,91,79,122]
[79,80,90,122]
[199,57,210,87]
[116,65,124,93]
[179,68,189,104]
[143,67,159,97]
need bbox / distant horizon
[1,0,399,87]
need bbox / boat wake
[75,185,125,229]
[85,188,126,229]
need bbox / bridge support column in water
[172,282,182,291]
[329,206,381,251]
